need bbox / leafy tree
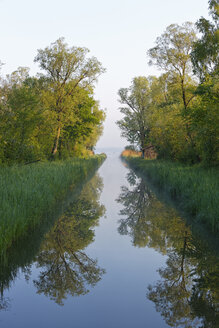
[147,73,193,161]
[191,0,219,80]
[116,77,152,157]
[34,38,105,158]
[148,23,198,158]
[189,75,219,164]
[0,40,105,163]
[148,22,197,109]
[0,68,46,163]
[189,0,219,164]
[62,88,105,157]
[3,84,44,162]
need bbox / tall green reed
[0,155,106,256]
[124,157,219,232]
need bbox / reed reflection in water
[0,174,105,308]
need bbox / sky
[0,0,210,148]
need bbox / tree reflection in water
[117,171,219,328]
[33,174,106,305]
[0,174,105,308]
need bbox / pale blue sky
[0,0,209,148]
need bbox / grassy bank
[0,155,106,255]
[123,156,219,232]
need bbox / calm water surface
[0,150,218,328]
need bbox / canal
[0,149,218,327]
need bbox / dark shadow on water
[117,169,219,328]
[0,173,105,309]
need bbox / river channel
[0,149,218,328]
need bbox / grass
[123,156,219,232]
[0,155,106,256]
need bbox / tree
[147,73,192,161]
[34,38,105,157]
[0,68,48,163]
[190,0,219,164]
[148,23,198,157]
[189,76,219,164]
[62,88,105,157]
[117,77,152,157]
[191,0,219,80]
[148,22,197,110]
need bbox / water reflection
[33,174,106,305]
[0,174,105,307]
[117,171,219,327]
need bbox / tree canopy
[117,7,219,165]
[0,38,105,164]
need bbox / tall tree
[148,22,197,110]
[0,68,47,163]
[191,0,219,80]
[62,88,105,157]
[190,0,219,164]
[34,38,105,157]
[148,23,198,156]
[117,77,151,157]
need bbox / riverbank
[122,156,219,232]
[0,155,106,256]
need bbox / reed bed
[123,157,219,232]
[121,149,141,157]
[0,155,106,255]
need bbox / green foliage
[191,0,219,80]
[118,16,218,165]
[116,76,153,156]
[0,155,106,257]
[0,82,45,163]
[34,38,105,158]
[148,22,197,77]
[190,75,219,164]
[0,38,105,164]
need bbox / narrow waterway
[0,150,218,328]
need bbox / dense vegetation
[117,0,219,165]
[123,157,219,231]
[0,37,106,257]
[118,0,219,232]
[0,154,105,257]
[0,38,105,164]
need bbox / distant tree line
[117,0,219,165]
[0,38,105,164]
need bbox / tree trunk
[141,148,145,158]
[180,77,197,159]
[51,126,61,156]
[58,137,62,159]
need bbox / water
[0,150,218,328]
